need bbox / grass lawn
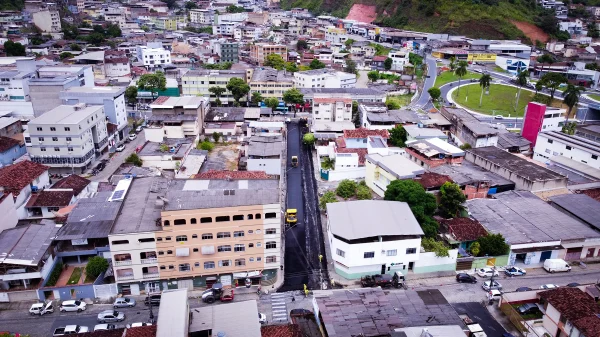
[452,84,567,117]
[386,94,413,109]
[68,267,83,285]
[434,71,480,87]
[589,94,600,101]
[493,66,507,73]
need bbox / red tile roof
[125,325,157,337]
[193,170,273,180]
[372,56,387,62]
[580,188,600,202]
[26,190,74,207]
[539,287,600,337]
[335,137,346,148]
[261,324,304,337]
[152,96,170,105]
[415,172,452,189]
[439,217,488,242]
[343,128,389,139]
[336,148,368,165]
[0,161,49,196]
[0,136,21,153]
[52,175,91,196]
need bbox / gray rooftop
[300,88,385,96]
[366,153,425,179]
[0,220,60,266]
[247,136,283,157]
[29,104,103,125]
[326,200,423,240]
[549,194,600,231]
[138,140,193,157]
[497,131,531,149]
[183,69,247,77]
[404,125,448,139]
[60,86,125,98]
[251,67,293,82]
[58,191,122,240]
[205,107,247,123]
[429,161,514,188]
[466,190,600,245]
[190,299,261,337]
[367,110,421,124]
[462,121,499,136]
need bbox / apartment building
[533,131,600,170]
[181,69,248,104]
[145,96,210,141]
[214,41,239,63]
[37,65,94,87]
[28,77,81,118]
[249,67,293,101]
[213,22,238,36]
[26,104,108,172]
[388,49,410,72]
[189,9,214,24]
[32,10,61,35]
[293,69,356,89]
[249,43,287,66]
[440,107,498,148]
[103,50,131,78]
[312,97,352,123]
[136,43,172,70]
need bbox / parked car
[29,301,54,316]
[53,325,88,336]
[97,310,125,323]
[128,134,137,141]
[144,293,161,306]
[116,144,125,152]
[516,287,533,292]
[543,259,571,273]
[258,313,267,324]
[567,282,581,287]
[136,126,143,133]
[539,284,559,290]
[504,266,526,276]
[94,324,116,331]
[476,267,499,278]
[482,280,502,291]
[129,322,153,328]
[488,289,502,301]
[517,303,541,315]
[59,300,87,312]
[113,297,136,308]
[494,115,504,119]
[95,162,106,171]
[456,273,477,283]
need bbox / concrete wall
[247,158,281,175]
[472,255,510,269]
[324,167,365,181]
[0,193,18,231]
[145,128,165,143]
[413,249,458,274]
[1,289,39,302]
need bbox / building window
[193,248,199,252]
[266,256,277,263]
[233,214,244,221]
[248,230,254,234]
[41,147,46,151]
[247,214,253,220]
[174,219,186,225]
[266,241,277,249]
[386,250,397,256]
[36,127,42,131]
[235,258,246,266]
[112,240,129,245]
[202,233,213,240]
[190,218,197,224]
[179,263,191,272]
[364,252,375,258]
[255,229,261,234]
[192,234,198,239]
[406,248,417,254]
[234,244,245,252]
[255,213,262,219]
[65,127,70,131]
[266,228,276,235]
[218,245,231,252]
[54,147,59,152]
[158,251,164,255]
[265,212,277,219]
[157,237,163,242]
[249,243,254,248]
[216,216,230,222]
[68,147,73,152]
[566,146,572,150]
[163,220,170,226]
[194,262,200,267]
[52,137,58,141]
[233,231,244,237]
[548,139,553,144]
[219,260,231,267]
[336,249,345,257]
[165,236,172,241]
[217,232,231,239]
[200,217,212,223]
[139,238,155,243]
[160,265,166,270]
[168,265,174,270]
[249,257,255,262]
[204,261,215,269]
[593,155,598,160]
[176,235,187,242]
[167,250,173,254]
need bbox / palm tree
[514,70,529,112]
[478,73,492,107]
[449,56,457,71]
[455,60,468,96]
[562,84,583,123]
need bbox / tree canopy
[367,71,379,82]
[125,86,138,105]
[477,234,509,256]
[438,182,466,218]
[336,179,358,199]
[226,77,250,104]
[319,191,337,209]
[384,58,393,71]
[137,72,167,98]
[384,180,438,238]
[427,87,441,101]
[389,125,407,147]
[86,256,109,279]
[4,40,25,56]
[282,88,304,106]
[309,59,326,70]
[264,54,285,70]
[264,97,279,111]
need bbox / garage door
[565,248,582,261]
[178,279,194,291]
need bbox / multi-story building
[103,50,131,79]
[440,106,499,148]
[249,43,287,66]
[214,41,239,63]
[533,130,600,170]
[181,69,248,104]
[536,287,600,337]
[249,67,293,102]
[26,104,109,172]
[213,22,238,36]
[28,77,81,118]
[326,200,423,279]
[312,97,352,123]
[189,9,214,24]
[324,26,348,44]
[37,65,94,87]
[293,69,356,89]
[152,16,186,31]
[365,153,425,197]
[102,7,126,27]
[522,102,566,147]
[136,42,172,70]
[387,49,410,72]
[32,9,61,35]
[145,96,210,141]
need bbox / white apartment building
[103,7,126,27]
[326,200,423,279]
[388,49,410,72]
[324,26,348,44]
[181,69,248,104]
[213,22,238,36]
[533,131,600,170]
[293,69,356,89]
[189,9,214,24]
[136,43,171,70]
[32,10,61,35]
[26,104,109,172]
[37,65,94,87]
[312,97,353,123]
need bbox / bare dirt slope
[512,21,549,43]
[345,4,377,24]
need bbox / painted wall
[247,158,281,175]
[323,167,365,181]
[471,255,510,269]
[0,144,27,167]
[0,193,18,231]
[413,249,458,274]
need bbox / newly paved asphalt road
[414,56,438,109]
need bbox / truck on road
[53,325,89,336]
[360,271,405,288]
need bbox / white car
[129,322,153,328]
[258,313,267,324]
[94,324,116,331]
[136,126,143,133]
[494,115,504,119]
[482,280,502,291]
[29,301,54,316]
[59,300,87,312]
[115,144,125,152]
[128,134,137,141]
[488,289,502,301]
[504,266,526,276]
[540,284,559,290]
[476,267,499,278]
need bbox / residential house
[0,117,24,140]
[438,217,488,252]
[371,56,387,71]
[137,139,194,170]
[243,135,283,176]
[0,136,26,167]
[388,49,410,72]
[146,96,210,141]
[359,104,422,131]
[405,138,465,169]
[429,161,516,199]
[249,67,294,102]
[403,125,448,142]
[51,174,91,201]
[311,97,353,129]
[326,200,424,279]
[439,107,498,148]
[0,160,50,221]
[365,153,425,197]
[537,287,600,337]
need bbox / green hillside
[0,0,23,10]
[281,0,551,40]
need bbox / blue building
[0,136,26,167]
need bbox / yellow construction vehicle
[291,156,298,167]
[286,209,297,224]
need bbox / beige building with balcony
[249,43,288,66]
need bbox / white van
[543,259,571,273]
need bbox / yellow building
[365,153,425,197]
[467,52,496,63]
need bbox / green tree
[87,32,105,46]
[535,80,544,94]
[226,78,250,104]
[198,141,214,151]
[356,185,371,200]
[264,53,285,70]
[208,86,226,100]
[459,143,472,150]
[421,238,450,258]
[159,144,169,152]
[106,23,122,37]
[226,5,245,12]
[125,86,138,105]
[251,92,263,106]
[470,242,481,256]
[296,39,308,51]
[449,56,456,71]
[562,121,577,135]
[367,70,379,82]
[282,88,304,116]
[344,38,355,48]
[384,57,393,71]
[302,132,315,146]
[137,72,167,99]
[477,234,509,256]
[562,84,583,123]
[455,60,468,96]
[478,73,492,108]
[70,43,82,51]
[284,61,298,73]
[537,53,554,77]
[309,59,326,69]
[336,179,357,199]
[384,180,438,237]
[185,1,197,9]
[212,132,222,143]
[344,59,357,74]
[514,70,529,112]
[586,63,599,71]
[386,99,400,110]
[427,87,441,101]
[541,72,566,101]
[389,125,407,147]
[319,191,337,209]
[60,52,73,60]
[351,101,360,128]
[264,97,279,112]
[4,41,25,56]
[125,153,143,166]
[438,182,466,218]
[86,256,109,279]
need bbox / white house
[0,160,50,221]
[387,49,410,72]
[326,200,423,279]
[136,42,171,70]
[293,69,356,89]
[533,131,600,170]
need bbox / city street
[413,56,438,109]
[89,132,146,183]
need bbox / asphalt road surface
[414,56,438,109]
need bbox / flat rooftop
[157,289,188,337]
[466,190,600,245]
[138,140,193,157]
[550,193,600,231]
[407,138,465,157]
[539,131,600,156]
[247,136,283,157]
[366,153,425,179]
[61,86,125,97]
[150,96,207,109]
[404,125,448,139]
[58,191,122,240]
[0,220,59,266]
[251,67,293,82]
[429,161,514,188]
[29,104,103,125]
[190,299,261,337]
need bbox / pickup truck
[53,325,89,336]
[360,271,406,288]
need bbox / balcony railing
[117,275,134,281]
[142,273,160,279]
[141,258,158,264]
[114,260,133,266]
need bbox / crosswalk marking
[269,293,289,323]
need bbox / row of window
[160,256,277,271]
[111,230,277,246]
[335,248,416,258]
[163,212,277,226]
[157,242,277,255]
[36,127,72,132]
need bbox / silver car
[97,310,126,323]
[113,297,136,308]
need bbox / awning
[512,245,562,254]
[232,271,262,279]
[176,248,190,257]
[201,246,215,255]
